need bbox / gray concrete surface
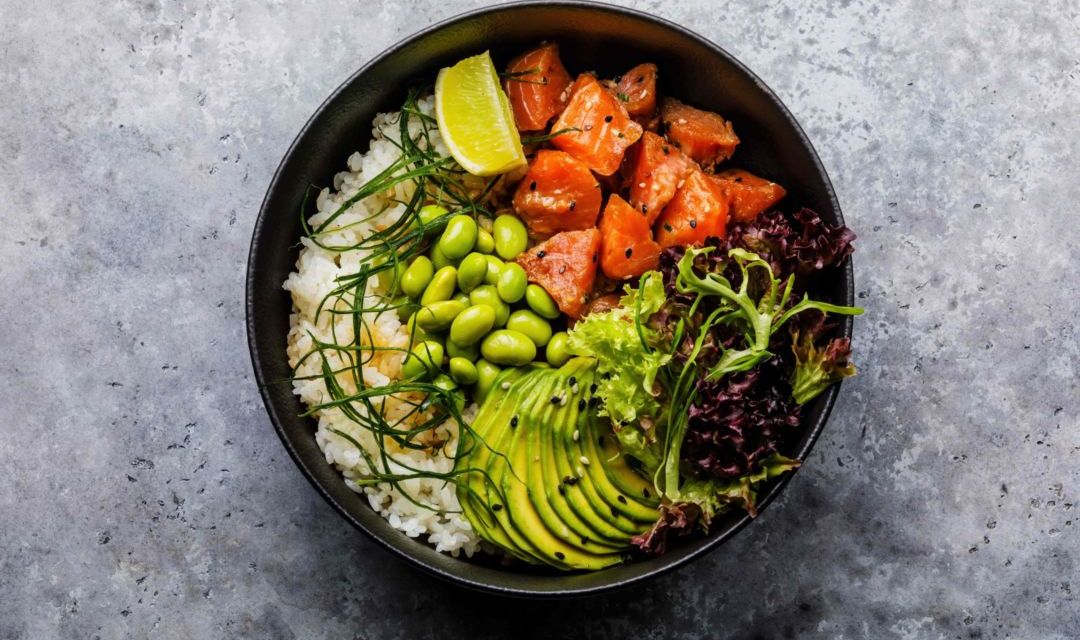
[2,0,1077,638]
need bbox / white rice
[283,96,481,557]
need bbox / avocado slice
[576,412,659,524]
[502,410,621,570]
[528,370,626,552]
[457,369,539,563]
[594,426,660,506]
[480,374,553,564]
[546,361,641,539]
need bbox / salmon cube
[660,98,739,167]
[550,74,643,176]
[504,43,573,132]
[516,229,601,318]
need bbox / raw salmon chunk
[625,131,695,224]
[660,98,740,167]
[613,63,658,119]
[711,169,787,223]
[516,229,601,318]
[550,74,643,176]
[512,150,602,237]
[654,170,729,248]
[598,195,662,280]
[504,43,573,132]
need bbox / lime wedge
[435,51,527,177]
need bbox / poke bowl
[247,1,858,597]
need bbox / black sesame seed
[642,487,651,498]
[558,486,565,495]
[554,551,566,560]
[625,247,633,258]
[537,250,546,258]
[662,145,670,155]
[566,476,578,486]
[551,395,561,404]
[569,376,577,386]
[492,503,503,512]
[604,114,613,123]
[610,506,619,517]
[529,180,537,191]
[689,219,697,229]
[617,495,628,504]
[562,475,572,484]
[569,200,576,211]
[581,537,590,545]
[578,399,586,411]
[510,415,518,428]
[663,223,673,232]
[641,203,648,214]
[590,383,597,393]
[734,176,743,183]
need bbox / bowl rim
[246,0,853,598]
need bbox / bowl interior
[247,1,852,597]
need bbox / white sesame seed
[571,383,579,394]
[638,181,646,188]
[501,381,511,390]
[580,456,590,466]
[573,429,580,442]
[677,118,688,124]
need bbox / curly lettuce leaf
[568,272,669,425]
[790,319,857,405]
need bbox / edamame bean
[400,256,434,299]
[405,315,429,343]
[545,331,571,367]
[468,285,509,327]
[420,266,457,305]
[480,329,537,366]
[449,304,496,346]
[496,263,528,303]
[432,374,465,412]
[445,339,479,362]
[391,296,417,322]
[429,243,456,270]
[456,253,488,293]
[506,309,553,348]
[474,359,502,402]
[414,300,466,332]
[401,340,445,379]
[492,214,528,260]
[525,284,561,319]
[475,228,495,254]
[448,357,478,385]
[450,291,470,306]
[417,204,450,232]
[484,255,504,285]
[438,215,478,260]
[376,259,407,295]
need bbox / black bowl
[247,0,854,597]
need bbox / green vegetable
[438,214,478,259]
[679,454,800,520]
[448,357,479,385]
[456,253,488,292]
[474,359,502,402]
[429,242,456,269]
[483,255,504,285]
[431,374,464,412]
[468,285,509,327]
[506,309,552,348]
[420,265,457,305]
[400,256,434,298]
[790,324,857,405]
[445,338,479,362]
[567,272,670,425]
[480,329,537,365]
[496,262,528,303]
[475,228,495,254]
[525,284,560,319]
[417,204,451,232]
[544,331,571,367]
[492,214,528,259]
[401,340,445,379]
[449,304,496,346]
[414,300,466,332]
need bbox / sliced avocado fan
[455,357,660,571]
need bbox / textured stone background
[2,0,1077,638]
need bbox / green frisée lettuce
[567,272,670,425]
[679,453,801,519]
